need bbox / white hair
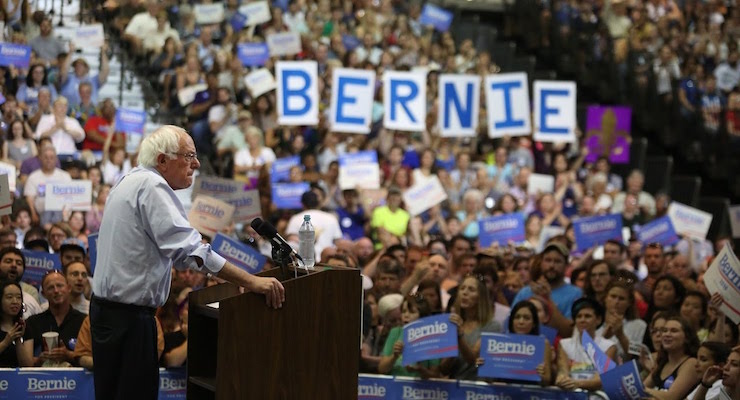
[137,125,185,168]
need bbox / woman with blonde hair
[440,274,501,379]
[233,126,276,181]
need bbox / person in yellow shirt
[371,187,410,242]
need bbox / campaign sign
[0,43,31,68]
[244,67,277,98]
[0,162,15,192]
[573,214,623,252]
[419,3,453,32]
[0,174,11,216]
[212,233,265,274]
[600,360,646,400]
[276,61,319,126]
[177,83,207,106]
[342,34,361,51]
[272,182,309,210]
[731,205,740,238]
[192,175,246,201]
[20,250,62,291]
[704,244,740,324]
[667,201,713,240]
[394,377,456,400]
[15,368,94,400]
[582,330,616,373]
[637,216,679,247]
[438,74,480,137]
[271,155,301,183]
[238,1,272,26]
[267,31,302,57]
[114,108,146,133]
[478,333,544,381]
[330,68,376,134]
[194,3,225,25]
[338,151,380,190]
[401,314,458,366]
[88,233,98,276]
[585,105,631,164]
[540,324,558,344]
[230,12,247,32]
[237,43,270,67]
[188,195,236,238]
[527,173,555,195]
[478,213,526,248]
[223,190,262,223]
[382,71,427,132]
[533,80,577,143]
[458,382,586,400]
[402,176,448,217]
[45,180,93,211]
[358,374,397,399]
[74,24,104,48]
[486,72,532,138]
[158,368,186,399]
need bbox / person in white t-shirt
[33,97,84,156]
[285,191,342,262]
[23,145,72,227]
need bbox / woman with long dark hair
[0,280,31,367]
[643,316,701,400]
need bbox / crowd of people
[0,0,737,398]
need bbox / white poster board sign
[45,180,92,211]
[188,195,235,238]
[527,173,555,195]
[667,201,713,240]
[704,244,740,324]
[75,24,105,48]
[730,205,740,238]
[402,176,448,216]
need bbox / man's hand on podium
[245,274,285,309]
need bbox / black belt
[92,295,156,315]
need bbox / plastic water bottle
[298,215,315,269]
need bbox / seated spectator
[2,118,37,169]
[556,298,617,391]
[12,207,31,248]
[82,98,124,151]
[47,223,72,254]
[370,187,409,241]
[16,64,57,114]
[378,294,439,377]
[680,291,709,342]
[285,191,342,261]
[68,82,98,127]
[62,261,89,315]
[142,10,180,56]
[643,316,701,400]
[0,280,33,367]
[361,293,403,373]
[28,18,65,67]
[597,279,647,363]
[233,126,276,181]
[439,275,502,380]
[21,271,86,366]
[58,48,110,108]
[161,303,188,368]
[512,243,582,337]
[0,247,41,315]
[24,145,72,227]
[33,97,85,155]
[583,260,616,304]
[685,341,731,400]
[611,170,656,218]
[85,184,110,234]
[694,345,740,400]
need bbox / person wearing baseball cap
[510,242,583,337]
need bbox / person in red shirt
[82,98,125,151]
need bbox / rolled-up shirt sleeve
[186,243,226,275]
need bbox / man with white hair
[90,125,284,398]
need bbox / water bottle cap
[303,215,311,221]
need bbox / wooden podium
[186,264,362,399]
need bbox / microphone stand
[271,243,290,281]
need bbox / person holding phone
[0,280,32,367]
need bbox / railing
[0,369,608,399]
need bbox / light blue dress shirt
[92,166,226,308]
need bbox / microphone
[250,218,303,262]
